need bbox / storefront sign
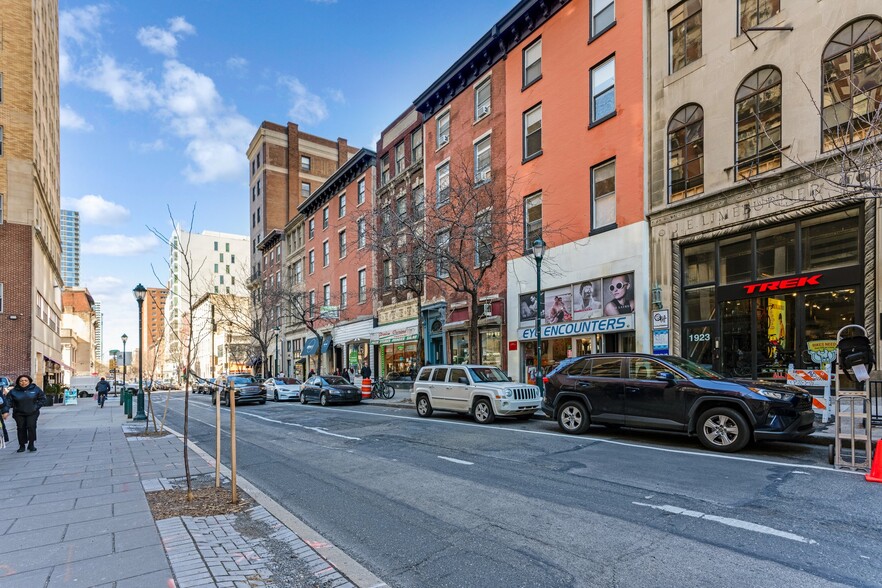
[517,314,634,340]
[743,274,822,294]
[508,341,518,351]
[652,329,670,355]
[652,310,669,330]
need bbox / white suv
[412,364,540,424]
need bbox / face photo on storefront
[679,207,864,381]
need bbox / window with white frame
[523,38,542,87]
[381,154,390,184]
[413,184,425,219]
[383,259,392,289]
[474,136,491,183]
[524,104,542,159]
[475,212,492,267]
[294,260,303,284]
[301,182,311,198]
[437,162,450,204]
[395,141,406,175]
[358,269,366,302]
[475,78,491,119]
[591,0,615,38]
[322,207,329,229]
[301,155,311,172]
[411,127,423,162]
[524,192,542,251]
[308,250,315,274]
[322,240,329,266]
[323,284,331,306]
[436,112,450,148]
[357,218,366,248]
[357,178,366,204]
[309,290,316,313]
[339,230,347,258]
[339,276,348,308]
[591,57,616,122]
[338,193,346,218]
[396,196,407,220]
[436,230,450,278]
[591,159,616,230]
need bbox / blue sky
[59,0,515,355]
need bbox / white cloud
[62,194,131,225]
[326,88,346,104]
[83,234,161,256]
[132,139,167,152]
[60,105,93,131]
[59,4,108,83]
[137,16,195,58]
[83,55,159,111]
[282,77,328,126]
[226,56,248,73]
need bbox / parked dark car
[542,353,815,452]
[213,374,266,406]
[300,375,361,406]
[197,378,216,394]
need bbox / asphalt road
[158,392,881,588]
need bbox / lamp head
[122,333,128,345]
[133,283,147,303]
[532,238,546,261]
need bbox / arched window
[735,67,782,179]
[822,17,882,151]
[668,104,704,202]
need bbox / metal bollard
[125,390,133,418]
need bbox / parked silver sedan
[262,377,303,402]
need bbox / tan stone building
[60,288,96,383]
[0,0,63,385]
[646,1,881,380]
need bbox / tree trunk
[469,290,481,364]
[416,292,425,367]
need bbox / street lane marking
[240,411,362,441]
[438,456,474,465]
[632,502,818,545]
[173,397,857,475]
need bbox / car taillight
[542,377,550,384]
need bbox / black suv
[542,354,815,452]
[213,374,266,406]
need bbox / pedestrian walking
[360,362,372,380]
[0,391,10,449]
[341,369,350,383]
[6,375,46,453]
[95,377,111,408]
[308,368,316,378]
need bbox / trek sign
[743,274,822,295]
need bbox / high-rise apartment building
[60,209,80,287]
[142,287,168,378]
[0,0,63,385]
[93,300,104,363]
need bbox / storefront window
[382,342,417,376]
[449,332,469,364]
[575,335,603,355]
[720,299,752,377]
[684,325,713,368]
[801,212,860,271]
[479,329,502,367]
[719,236,752,284]
[756,224,795,279]
[755,294,797,380]
[683,242,715,285]
[684,285,715,321]
[522,339,571,384]
[803,289,856,369]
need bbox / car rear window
[417,369,432,381]
[431,368,448,382]
[590,358,622,378]
[448,368,468,383]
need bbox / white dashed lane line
[438,456,474,465]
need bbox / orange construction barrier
[867,440,882,483]
[361,378,372,399]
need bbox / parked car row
[195,353,818,454]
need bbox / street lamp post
[532,238,546,396]
[133,284,148,421]
[274,325,281,377]
[122,334,131,417]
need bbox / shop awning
[320,336,333,353]
[44,356,74,371]
[302,338,319,356]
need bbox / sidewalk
[0,399,381,587]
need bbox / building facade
[299,149,377,376]
[503,0,649,383]
[141,287,168,378]
[647,1,881,380]
[191,293,252,380]
[60,209,80,287]
[93,300,103,363]
[60,288,96,384]
[0,0,63,385]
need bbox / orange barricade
[361,378,372,399]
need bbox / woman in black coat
[6,375,46,453]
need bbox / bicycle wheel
[383,384,395,399]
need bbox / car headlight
[748,387,792,401]
[329,389,341,395]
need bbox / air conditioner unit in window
[439,134,449,145]
[479,105,491,116]
[479,168,492,182]
[394,277,407,287]
[482,303,493,317]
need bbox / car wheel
[473,398,496,424]
[696,407,750,452]
[300,394,308,405]
[416,394,433,417]
[273,391,279,402]
[259,399,266,405]
[320,393,329,407]
[557,400,590,434]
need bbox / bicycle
[371,378,395,399]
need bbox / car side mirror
[655,372,676,384]
[458,377,469,385]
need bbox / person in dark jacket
[360,362,372,380]
[95,377,111,408]
[6,375,46,453]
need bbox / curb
[161,424,388,588]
